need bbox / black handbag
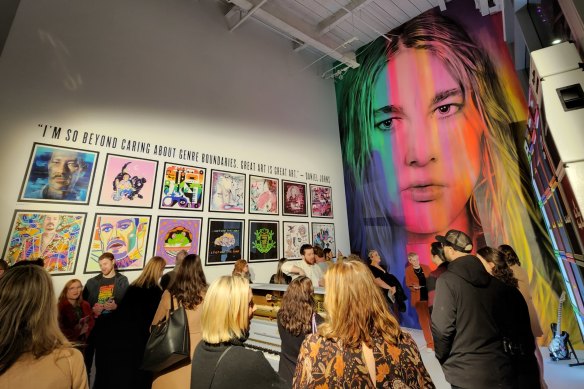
[141,293,190,372]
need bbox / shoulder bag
[141,293,191,372]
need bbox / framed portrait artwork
[248,220,279,262]
[312,222,335,255]
[84,213,151,273]
[159,163,206,211]
[206,218,244,265]
[154,216,202,268]
[310,184,333,218]
[282,180,308,217]
[283,221,310,259]
[19,143,99,205]
[3,210,87,275]
[208,170,245,213]
[249,175,278,215]
[97,154,158,208]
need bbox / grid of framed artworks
[4,142,336,275]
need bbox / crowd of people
[0,231,548,389]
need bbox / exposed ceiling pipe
[226,0,359,68]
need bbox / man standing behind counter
[281,244,324,287]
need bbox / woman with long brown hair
[0,265,88,388]
[152,254,207,389]
[277,276,322,385]
[293,260,433,388]
[58,279,94,346]
[477,246,541,388]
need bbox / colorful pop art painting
[248,220,278,262]
[85,214,151,273]
[206,218,244,265]
[159,163,205,211]
[282,180,307,217]
[312,223,335,255]
[209,170,245,213]
[154,216,202,267]
[335,0,571,336]
[249,175,278,215]
[19,143,98,205]
[98,154,158,208]
[4,210,86,275]
[283,221,310,259]
[310,185,333,218]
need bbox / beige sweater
[0,347,87,389]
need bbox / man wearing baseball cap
[431,229,515,389]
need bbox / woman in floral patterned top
[293,260,434,389]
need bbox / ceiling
[219,0,503,77]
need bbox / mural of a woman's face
[371,48,485,234]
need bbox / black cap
[435,230,473,253]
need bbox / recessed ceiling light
[552,39,562,45]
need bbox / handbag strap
[170,292,175,311]
[209,345,233,388]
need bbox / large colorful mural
[336,0,573,341]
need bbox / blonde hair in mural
[336,10,577,344]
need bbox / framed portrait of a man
[84,213,151,273]
[282,180,308,217]
[98,154,158,209]
[19,143,99,205]
[154,216,202,268]
[3,210,87,275]
[248,220,279,262]
[159,163,206,211]
[206,218,244,265]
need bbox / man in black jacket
[432,230,515,389]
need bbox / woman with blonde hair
[0,265,88,388]
[191,276,286,389]
[58,279,94,346]
[152,254,207,388]
[99,256,166,389]
[277,276,322,385]
[293,260,433,388]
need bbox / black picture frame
[3,209,88,276]
[248,175,279,215]
[309,184,334,218]
[206,218,245,265]
[311,222,335,254]
[208,169,246,213]
[159,162,206,211]
[282,180,308,217]
[84,213,152,273]
[248,220,279,263]
[18,142,99,205]
[282,221,310,259]
[97,153,159,209]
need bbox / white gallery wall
[0,0,349,293]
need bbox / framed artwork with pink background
[98,154,158,208]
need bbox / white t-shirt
[281,259,324,286]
